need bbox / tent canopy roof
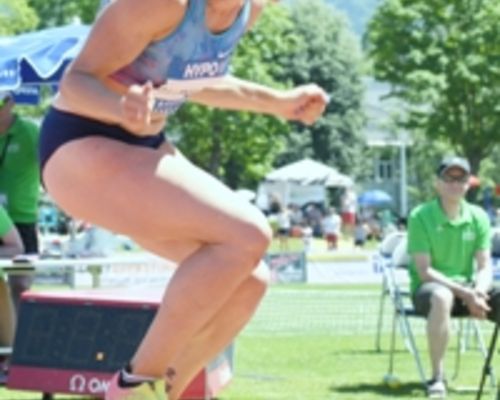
[0,24,90,90]
[265,158,353,187]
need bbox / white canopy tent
[258,158,353,208]
[265,158,353,186]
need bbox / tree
[169,5,298,189]
[366,0,500,173]
[278,0,366,177]
[27,0,99,27]
[0,0,38,34]
[406,132,452,206]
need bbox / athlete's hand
[278,84,329,125]
[120,81,166,135]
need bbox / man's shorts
[341,212,355,225]
[412,281,500,324]
[325,233,338,245]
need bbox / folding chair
[374,231,407,352]
[492,228,500,259]
[383,237,427,383]
[383,239,496,389]
[475,228,500,400]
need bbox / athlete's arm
[190,0,326,125]
[189,76,329,125]
[59,0,184,130]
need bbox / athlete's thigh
[43,137,268,243]
[136,236,271,284]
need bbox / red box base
[7,287,234,399]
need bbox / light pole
[399,140,408,217]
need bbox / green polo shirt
[408,198,491,293]
[0,206,13,237]
[0,115,40,223]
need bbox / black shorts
[39,107,166,175]
[412,281,500,323]
[14,222,39,254]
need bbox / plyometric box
[7,288,234,399]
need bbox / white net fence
[246,286,426,337]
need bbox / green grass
[0,285,497,399]
[220,334,493,400]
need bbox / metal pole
[399,141,408,217]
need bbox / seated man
[0,205,23,379]
[0,205,24,258]
[407,156,500,399]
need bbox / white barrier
[0,253,175,288]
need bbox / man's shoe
[427,379,447,399]
[105,372,167,400]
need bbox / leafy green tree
[279,0,366,177]
[27,0,99,27]
[0,0,38,34]
[406,133,452,206]
[169,5,297,189]
[366,0,500,173]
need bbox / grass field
[0,284,497,399]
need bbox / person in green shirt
[408,156,500,399]
[0,205,22,362]
[0,91,40,311]
[0,205,24,258]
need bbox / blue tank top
[106,0,251,115]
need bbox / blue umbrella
[0,24,90,103]
[358,189,393,207]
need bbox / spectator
[276,204,292,252]
[0,205,23,381]
[353,219,367,249]
[0,90,40,311]
[322,207,342,250]
[301,222,313,253]
[304,203,323,237]
[0,205,23,258]
[407,156,500,398]
[341,187,357,237]
[289,203,304,232]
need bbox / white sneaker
[105,372,167,400]
[427,379,447,399]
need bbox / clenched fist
[119,81,166,135]
[278,84,330,125]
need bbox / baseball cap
[436,156,471,176]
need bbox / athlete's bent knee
[234,220,272,263]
